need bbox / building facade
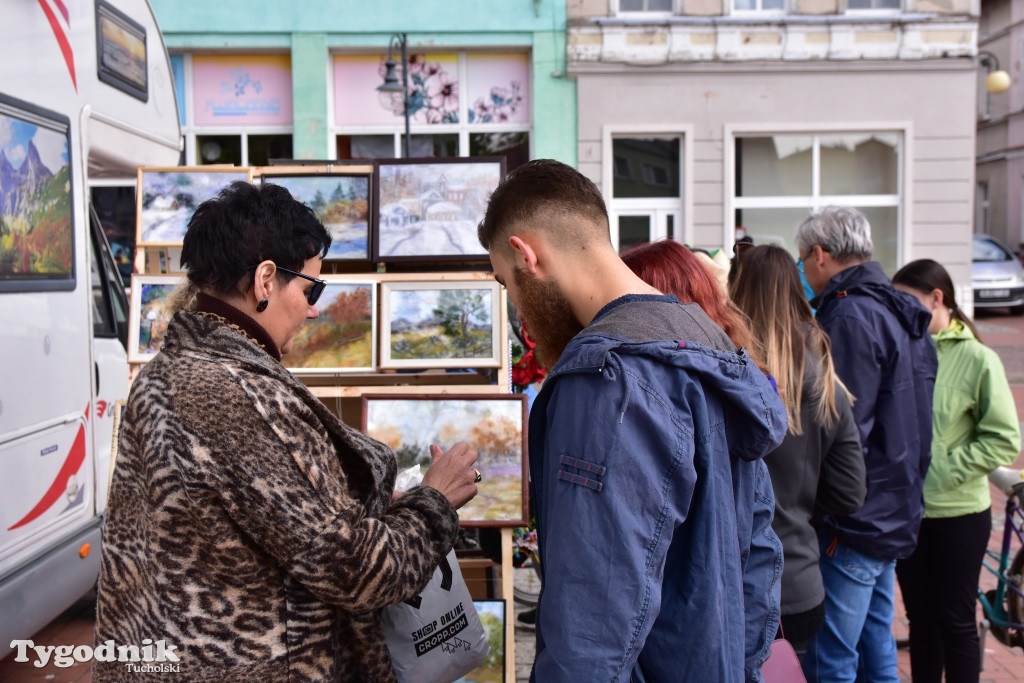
[568,0,982,291]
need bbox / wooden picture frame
[256,165,373,262]
[127,274,184,362]
[457,600,507,683]
[136,166,252,247]
[373,156,505,263]
[286,277,377,374]
[361,394,529,527]
[380,280,502,369]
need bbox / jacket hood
[815,261,932,341]
[933,317,974,345]
[549,328,787,464]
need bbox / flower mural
[378,54,459,124]
[469,81,524,123]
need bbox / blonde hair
[729,245,852,434]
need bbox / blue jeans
[802,535,899,683]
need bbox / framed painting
[257,165,373,261]
[0,94,75,293]
[380,280,502,369]
[373,157,505,263]
[95,0,148,101]
[361,394,529,527]
[456,600,506,683]
[136,166,252,247]
[127,274,183,362]
[286,277,376,374]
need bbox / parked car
[973,234,1024,314]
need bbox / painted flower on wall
[469,81,523,123]
[378,54,459,124]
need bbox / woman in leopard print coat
[94,182,479,682]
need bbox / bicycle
[977,466,1024,655]
[512,526,542,606]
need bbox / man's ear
[509,235,540,275]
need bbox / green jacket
[926,319,1021,518]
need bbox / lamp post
[378,33,411,158]
[979,50,1011,95]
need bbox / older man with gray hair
[796,206,937,683]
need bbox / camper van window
[90,208,129,347]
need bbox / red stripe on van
[7,424,87,531]
[37,0,76,91]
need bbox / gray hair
[795,206,873,263]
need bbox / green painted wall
[149,0,576,166]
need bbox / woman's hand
[420,442,480,510]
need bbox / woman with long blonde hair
[729,244,866,659]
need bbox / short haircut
[478,159,610,255]
[180,181,331,295]
[794,205,873,264]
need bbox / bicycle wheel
[1008,546,1024,626]
[513,556,542,606]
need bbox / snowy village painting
[286,279,376,373]
[260,172,371,261]
[0,103,73,290]
[374,157,504,263]
[137,167,251,246]
[380,280,502,369]
[361,394,528,526]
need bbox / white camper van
[0,0,181,657]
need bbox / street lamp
[378,33,411,158]
[979,50,1011,95]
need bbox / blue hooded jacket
[811,261,937,560]
[528,295,788,683]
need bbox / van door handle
[95,361,100,393]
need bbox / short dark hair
[180,181,331,295]
[478,159,609,254]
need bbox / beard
[513,267,583,369]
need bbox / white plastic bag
[382,548,489,683]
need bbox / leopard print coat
[94,309,460,682]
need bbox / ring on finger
[473,469,482,483]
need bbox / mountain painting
[0,109,72,283]
[264,175,370,260]
[138,168,249,245]
[286,280,375,373]
[362,395,528,525]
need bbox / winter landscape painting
[362,395,528,526]
[286,279,376,373]
[137,167,250,246]
[0,101,73,291]
[374,157,504,262]
[262,173,370,260]
[380,280,502,369]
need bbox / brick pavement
[2,312,1023,683]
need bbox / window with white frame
[170,53,294,166]
[732,0,785,12]
[331,51,531,170]
[611,136,682,252]
[733,132,901,273]
[846,0,901,10]
[619,0,674,12]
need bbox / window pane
[91,185,136,282]
[621,0,644,10]
[466,53,529,124]
[736,136,812,197]
[649,0,672,9]
[848,0,900,8]
[612,138,680,198]
[733,0,756,9]
[857,206,898,275]
[248,134,292,166]
[618,215,651,252]
[733,207,811,255]
[410,134,458,158]
[337,135,396,160]
[819,134,898,196]
[764,0,785,8]
[197,134,241,165]
[471,132,530,172]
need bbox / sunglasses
[250,265,327,306]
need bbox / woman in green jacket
[892,259,1021,683]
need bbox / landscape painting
[137,167,251,246]
[261,172,371,261]
[373,157,504,263]
[380,280,502,369]
[286,278,376,373]
[128,275,183,362]
[456,600,506,683]
[362,395,528,526]
[0,99,73,292]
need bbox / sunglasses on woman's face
[272,266,327,306]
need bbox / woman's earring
[256,298,268,313]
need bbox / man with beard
[478,159,788,682]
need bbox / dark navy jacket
[528,295,787,683]
[812,262,937,561]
